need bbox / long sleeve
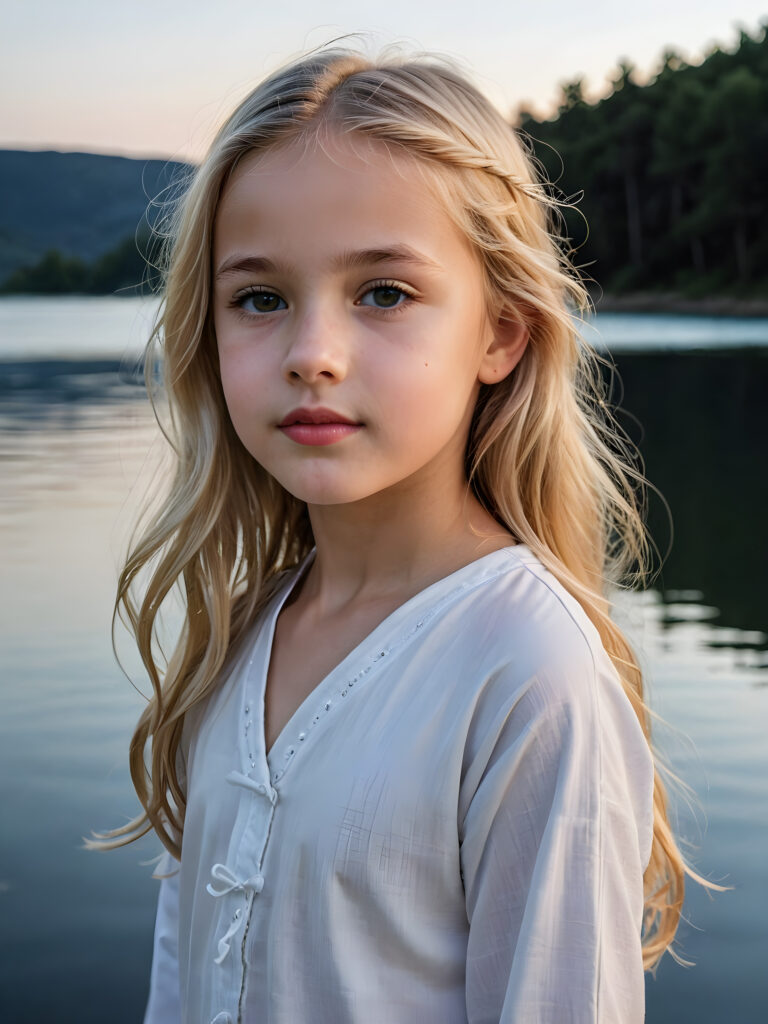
[459,640,655,1024]
[143,851,182,1024]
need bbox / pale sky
[2,0,766,162]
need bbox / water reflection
[606,348,768,640]
[654,593,767,674]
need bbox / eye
[357,281,415,312]
[234,289,287,314]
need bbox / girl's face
[212,131,525,510]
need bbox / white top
[143,544,655,1024]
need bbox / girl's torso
[168,544,653,1024]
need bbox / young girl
[101,45,698,1023]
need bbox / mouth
[277,407,363,447]
[278,407,360,427]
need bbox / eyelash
[229,279,417,320]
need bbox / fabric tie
[207,863,265,964]
[207,862,265,898]
[225,769,278,804]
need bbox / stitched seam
[237,891,255,1024]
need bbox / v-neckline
[248,543,523,783]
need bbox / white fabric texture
[142,544,655,1024]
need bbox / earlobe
[477,315,529,385]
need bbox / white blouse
[143,544,655,1024]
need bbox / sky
[1,0,766,162]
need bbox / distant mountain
[0,149,191,283]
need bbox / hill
[0,149,190,283]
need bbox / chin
[273,474,375,508]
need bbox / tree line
[0,231,161,296]
[518,23,768,296]
[3,23,766,298]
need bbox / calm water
[1,298,766,1022]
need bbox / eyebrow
[214,244,443,281]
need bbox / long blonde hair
[97,45,716,970]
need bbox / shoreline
[590,292,768,318]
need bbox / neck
[298,472,514,615]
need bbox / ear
[477,312,529,385]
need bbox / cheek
[376,363,476,445]
[218,358,271,438]
[398,346,477,402]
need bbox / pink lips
[278,406,362,447]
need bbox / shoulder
[454,545,649,777]
[453,547,611,782]
[457,547,654,863]
[455,545,609,697]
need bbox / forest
[3,23,766,299]
[518,23,768,298]
[0,232,161,297]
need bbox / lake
[0,297,766,1022]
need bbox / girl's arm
[459,640,654,1024]
[143,852,182,1024]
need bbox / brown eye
[239,291,286,314]
[359,284,410,310]
[371,287,402,307]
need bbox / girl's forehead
[213,129,480,274]
[222,130,433,202]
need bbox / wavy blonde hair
[97,45,717,970]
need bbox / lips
[277,406,363,447]
[278,406,359,427]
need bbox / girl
[100,45,701,1024]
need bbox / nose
[281,303,349,385]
